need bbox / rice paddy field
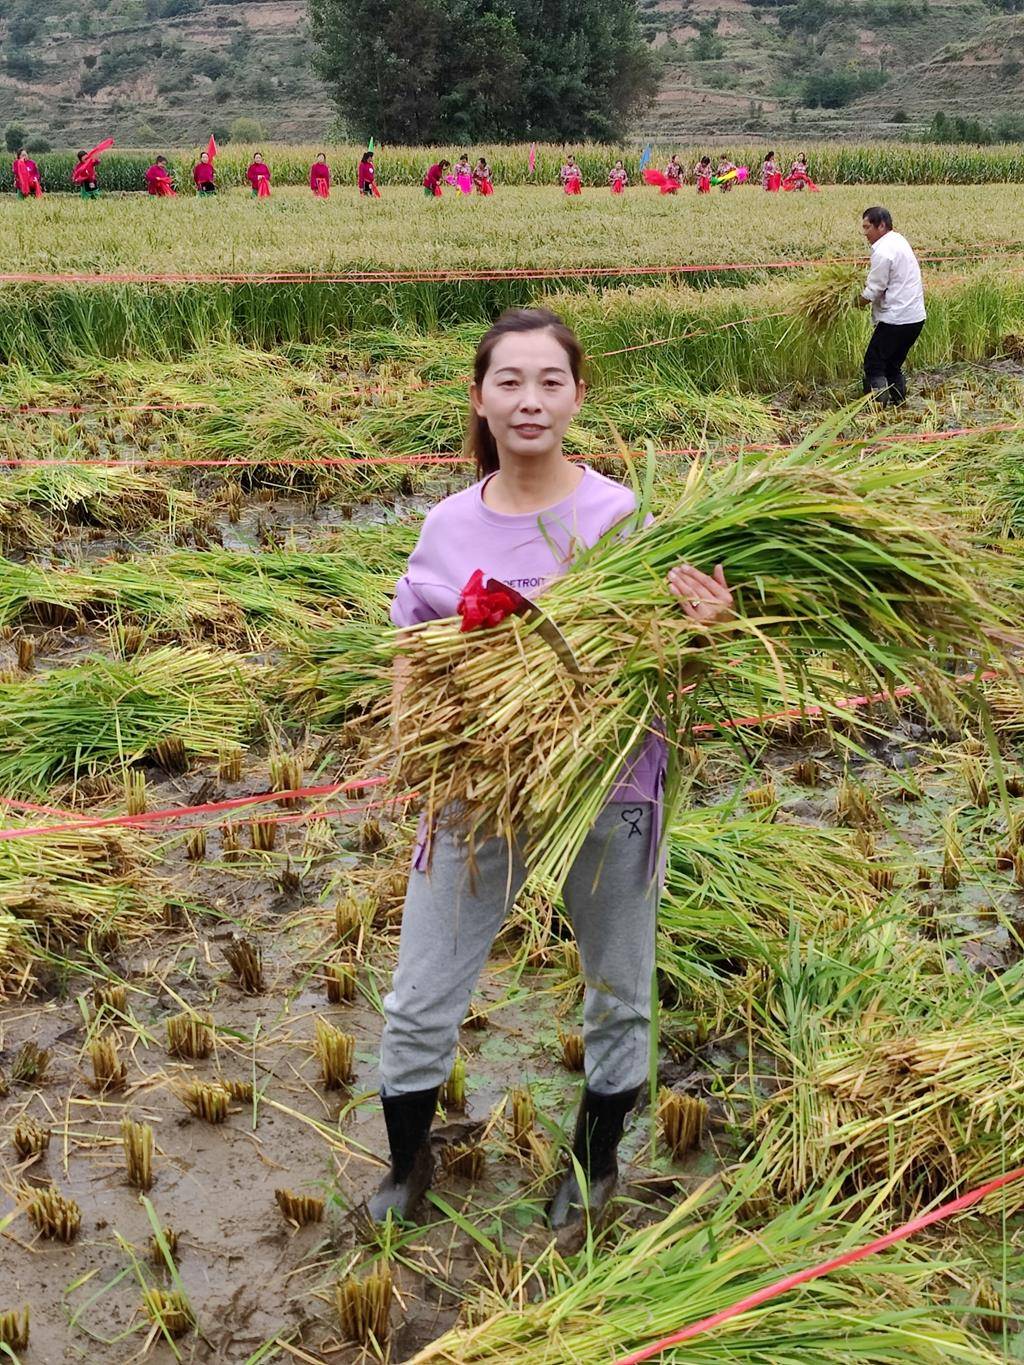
[2,156,1024,1363]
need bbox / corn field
[1,143,1023,1362]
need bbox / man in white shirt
[856,206,926,406]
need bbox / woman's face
[472,330,584,464]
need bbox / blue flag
[639,143,652,171]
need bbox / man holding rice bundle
[858,206,926,407]
[368,307,733,1243]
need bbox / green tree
[310,0,657,142]
[4,121,28,152]
[229,115,266,141]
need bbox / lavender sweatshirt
[391,465,667,808]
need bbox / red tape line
[614,1163,1024,1363]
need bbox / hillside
[0,0,328,148]
[1,0,1023,148]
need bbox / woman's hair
[200,151,209,161]
[361,150,373,161]
[700,155,710,165]
[76,150,86,161]
[254,151,263,160]
[317,151,326,160]
[17,148,26,158]
[766,149,775,159]
[466,308,583,478]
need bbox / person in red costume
[12,149,42,198]
[782,153,819,192]
[559,155,583,194]
[246,152,271,198]
[358,150,380,197]
[423,160,449,198]
[693,155,712,194]
[310,152,331,198]
[144,156,176,196]
[473,157,494,196]
[72,139,113,198]
[193,150,216,194]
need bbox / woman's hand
[667,562,734,627]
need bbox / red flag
[528,142,536,175]
[207,134,218,162]
[13,159,31,196]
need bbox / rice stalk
[185,827,207,861]
[122,1118,154,1190]
[166,1010,214,1059]
[179,1081,230,1123]
[0,1307,29,1352]
[658,1089,707,1158]
[508,1088,536,1153]
[142,1288,193,1338]
[12,1117,50,1160]
[325,960,357,1004]
[440,1055,467,1111]
[148,1226,179,1265]
[314,1018,355,1089]
[23,1185,81,1242]
[10,1041,50,1084]
[442,1142,485,1181]
[223,937,264,994]
[275,1188,324,1226]
[218,745,243,782]
[336,1267,392,1348]
[89,1034,127,1092]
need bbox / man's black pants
[863,319,924,406]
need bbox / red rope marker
[0,245,1018,289]
[614,1163,1024,1363]
[0,777,391,840]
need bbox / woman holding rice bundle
[369,307,733,1242]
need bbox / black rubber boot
[547,1085,641,1247]
[864,372,892,407]
[367,1086,438,1223]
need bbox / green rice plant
[657,805,877,1020]
[390,434,1017,889]
[0,644,260,795]
[412,1164,1003,1362]
[283,619,395,723]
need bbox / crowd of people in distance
[10,141,819,201]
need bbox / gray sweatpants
[379,802,660,1097]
